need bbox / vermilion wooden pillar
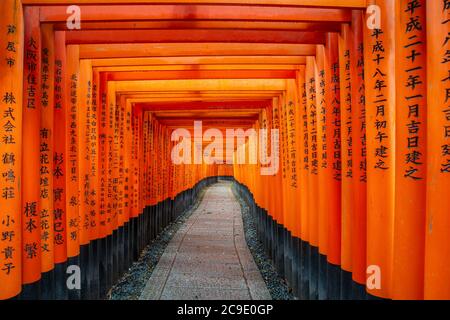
[315,45,328,257]
[338,23,353,299]
[364,0,396,299]
[78,59,93,247]
[78,59,97,298]
[123,99,132,226]
[349,10,367,293]
[107,81,118,235]
[424,0,450,300]
[40,24,56,293]
[259,107,269,215]
[324,32,342,300]
[98,72,109,240]
[0,0,24,300]
[90,69,100,242]
[286,81,300,237]
[275,96,282,223]
[272,97,284,228]
[392,0,427,300]
[53,31,68,271]
[306,56,319,300]
[295,69,306,241]
[22,6,42,292]
[298,67,310,300]
[65,45,80,260]
[315,44,329,300]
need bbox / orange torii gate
[0,0,450,302]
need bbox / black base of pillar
[19,281,41,300]
[80,244,90,299]
[309,245,319,300]
[291,237,300,297]
[340,269,353,300]
[67,255,81,299]
[284,229,292,288]
[318,253,328,300]
[327,262,341,300]
[352,280,367,300]
[40,269,55,300]
[54,261,69,299]
[299,241,309,300]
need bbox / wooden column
[298,66,310,300]
[392,0,427,300]
[338,23,353,296]
[90,69,100,242]
[350,10,367,289]
[272,97,284,226]
[364,0,396,299]
[286,80,300,237]
[0,0,24,300]
[306,56,319,299]
[315,45,328,258]
[53,31,67,267]
[65,45,80,259]
[315,44,329,300]
[78,59,92,247]
[22,6,42,288]
[324,32,342,299]
[424,0,450,300]
[40,23,55,276]
[98,72,109,239]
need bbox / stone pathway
[139,181,271,300]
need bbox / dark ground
[231,184,294,300]
[109,180,292,300]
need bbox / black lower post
[318,253,328,300]
[327,262,341,300]
[80,244,90,299]
[340,269,352,300]
[309,245,319,300]
[291,237,300,298]
[54,261,69,299]
[276,223,285,278]
[40,269,55,299]
[352,280,367,300]
[300,240,310,300]
[67,255,81,300]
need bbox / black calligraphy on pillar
[1,21,19,276]
[403,0,426,180]
[343,49,353,178]
[90,81,98,230]
[69,73,79,242]
[357,42,367,183]
[99,91,107,228]
[288,100,298,188]
[302,83,309,171]
[40,46,52,255]
[318,69,327,171]
[370,28,390,171]
[53,59,65,248]
[331,62,342,181]
[309,76,318,175]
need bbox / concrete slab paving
[139,181,272,300]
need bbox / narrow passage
[139,181,271,300]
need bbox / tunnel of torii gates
[0,0,449,301]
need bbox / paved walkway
[140,181,271,300]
